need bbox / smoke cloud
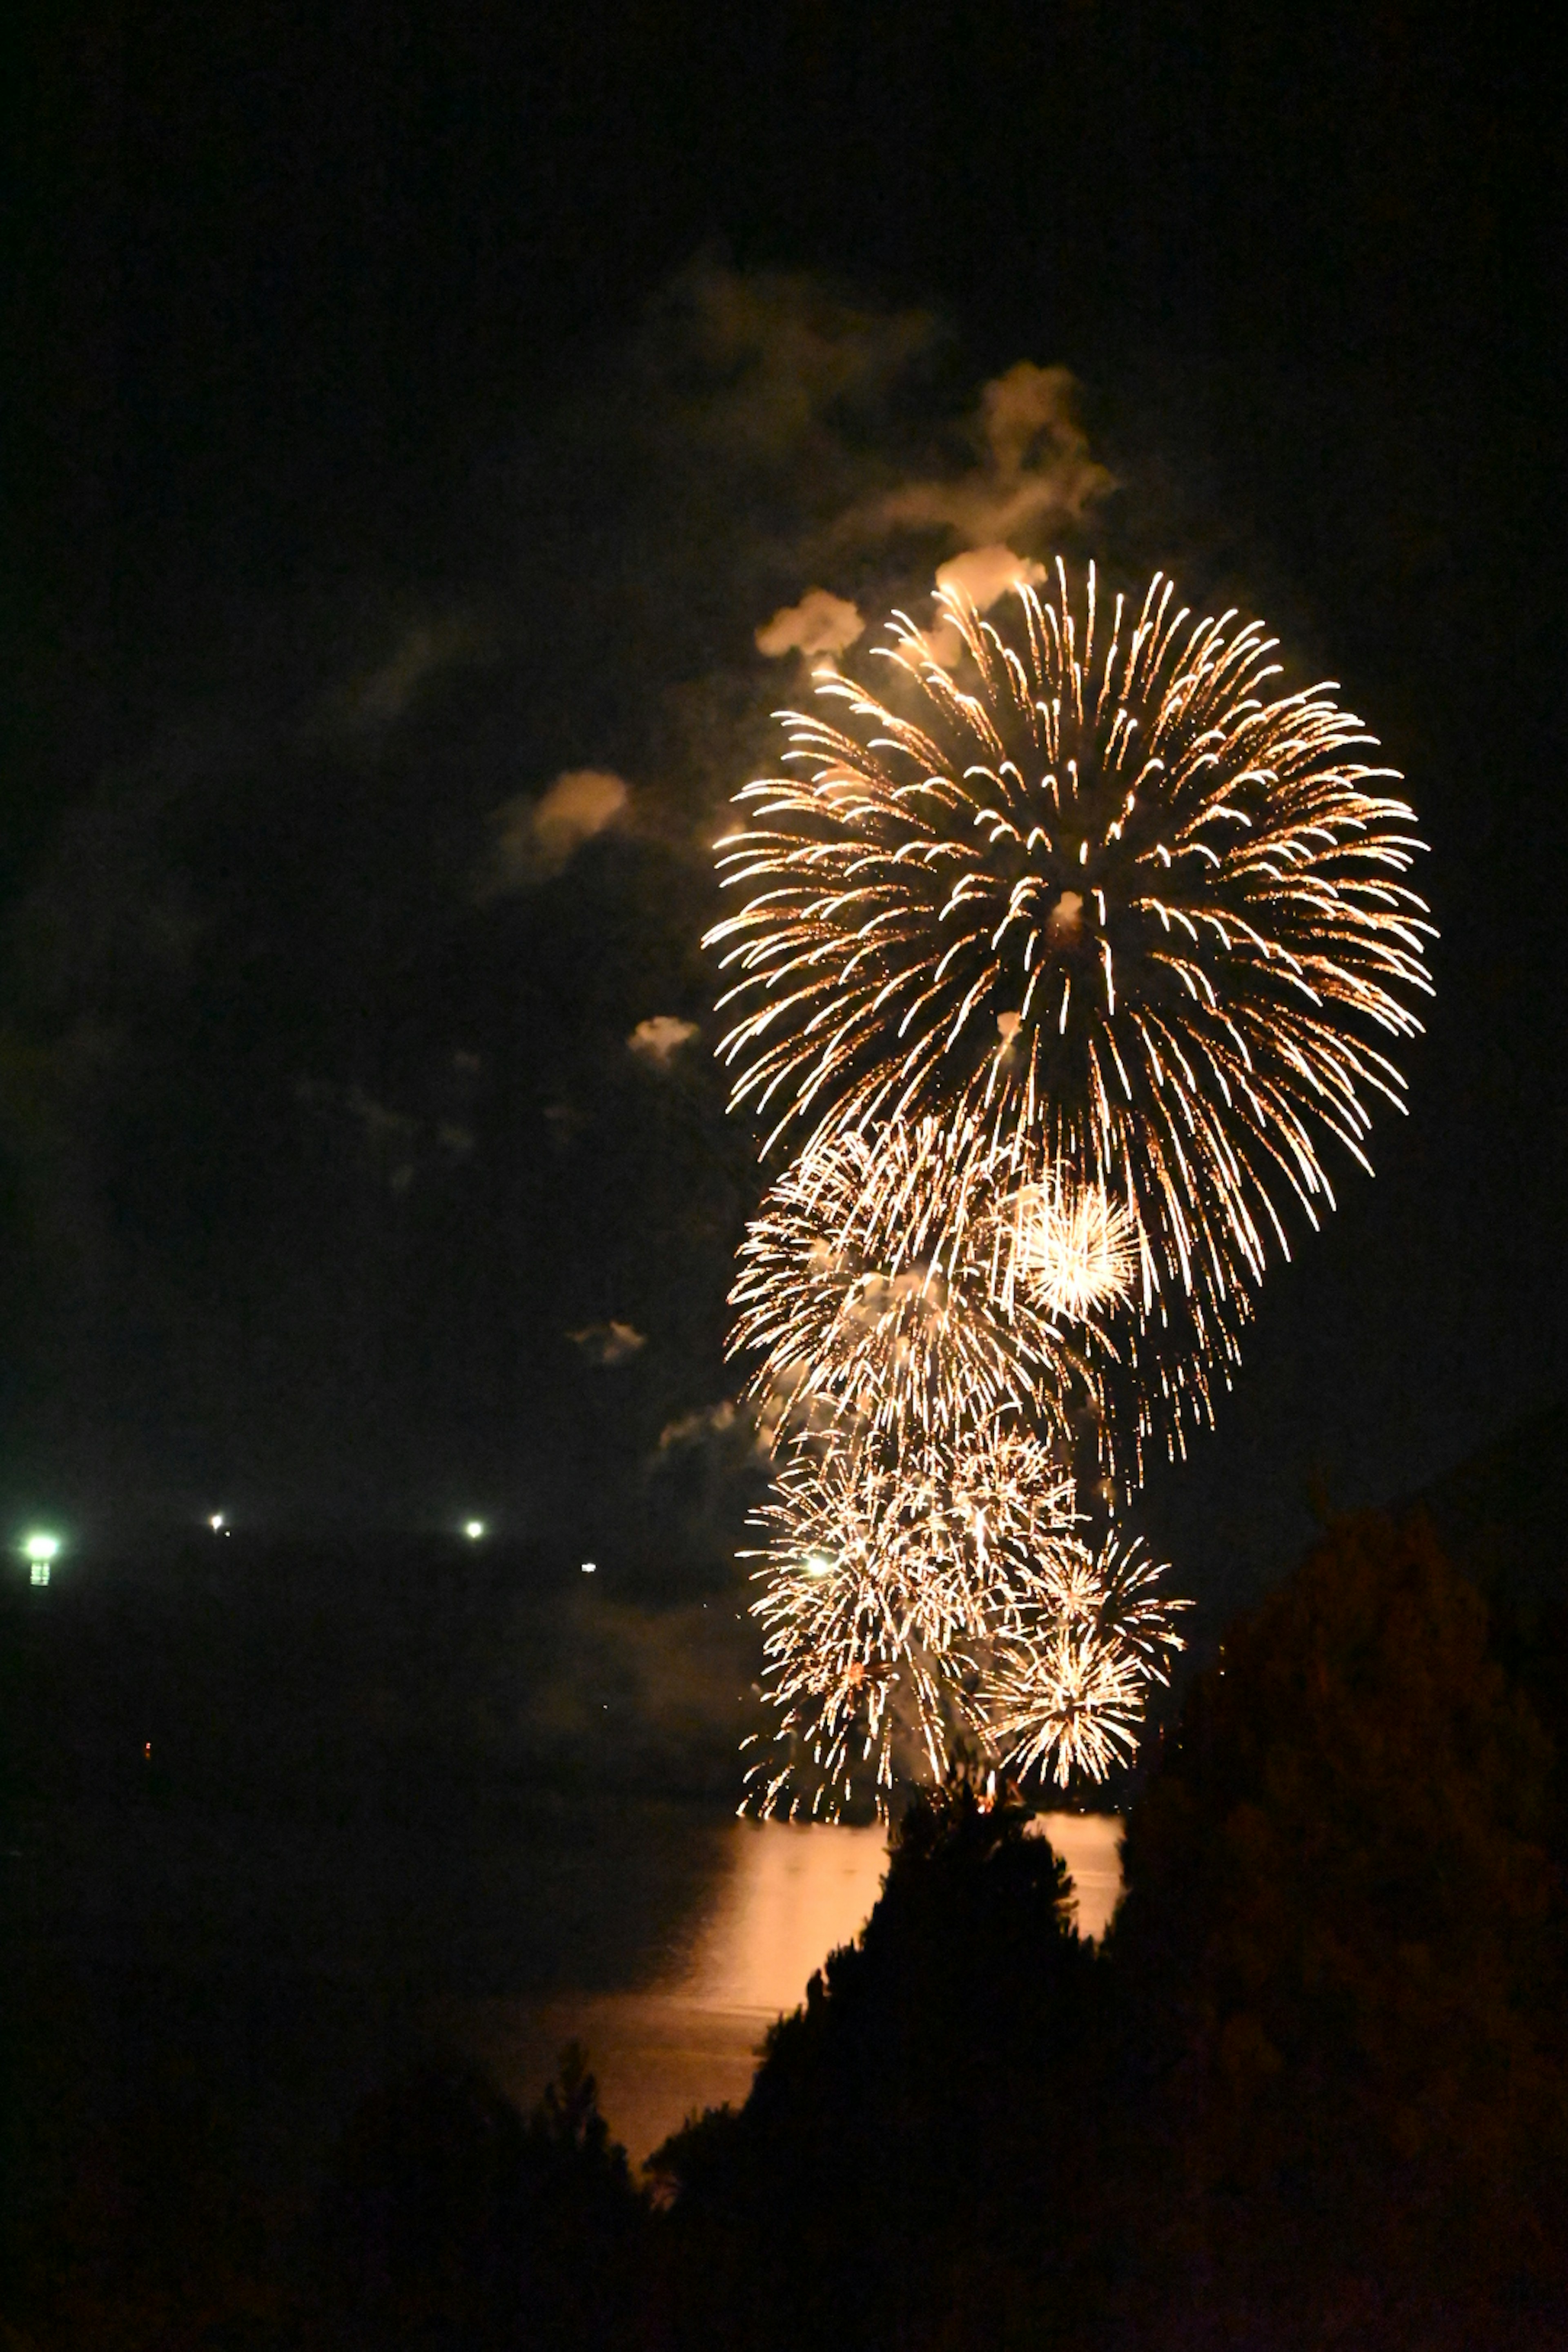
[755,588,865,661]
[569,1319,648,1366]
[482,768,631,893]
[336,615,489,733]
[935,543,1047,613]
[628,1016,700,1069]
[842,361,1113,552]
[658,1399,741,1450]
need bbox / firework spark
[976,1533,1187,1784]
[711,557,1428,1813]
[981,1620,1149,1785]
[710,565,1434,1437]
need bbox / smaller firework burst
[998,1172,1138,1321]
[731,1120,1086,1452]
[979,1532,1187,1784]
[742,1418,1077,1815]
[982,1621,1149,1785]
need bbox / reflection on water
[457,1813,1122,2165]
[678,1819,891,2009]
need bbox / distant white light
[464,1520,485,1541]
[581,1560,597,1574]
[209,1513,226,1532]
[23,1531,60,1586]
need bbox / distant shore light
[22,1530,60,1586]
[581,1560,597,1574]
[209,1513,226,1532]
[464,1519,485,1540]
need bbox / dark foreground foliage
[1107,1509,1568,2345]
[296,2042,647,2350]
[7,1511,1567,2350]
[649,1767,1102,2350]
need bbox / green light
[22,1530,60,1587]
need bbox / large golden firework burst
[710,565,1434,1411]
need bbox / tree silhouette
[304,2044,646,2350]
[1108,1510,1568,2346]
[653,1770,1101,2349]
[652,1514,1568,2350]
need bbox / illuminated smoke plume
[484,768,630,892]
[568,1319,647,1366]
[755,588,865,662]
[628,1015,700,1068]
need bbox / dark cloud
[16,240,1546,1618]
[332,615,494,737]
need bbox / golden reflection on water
[463,1813,1120,2167]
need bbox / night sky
[6,0,1565,1612]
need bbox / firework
[996,1170,1137,1321]
[731,1118,1091,1452]
[981,1619,1149,1784]
[712,557,1428,1812]
[742,1451,1185,1813]
[978,1533,1187,1784]
[741,1417,1077,1814]
[709,565,1433,1433]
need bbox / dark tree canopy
[303,2045,647,2352]
[652,1772,1102,2350]
[1109,1510,1568,2342]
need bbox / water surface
[451,1811,1123,2162]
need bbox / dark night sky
[4,0,1565,1612]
